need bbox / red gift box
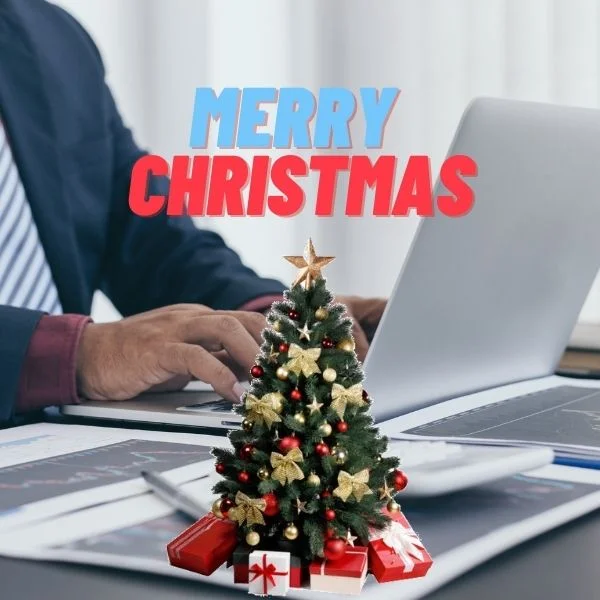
[368,510,433,583]
[233,543,305,587]
[309,546,368,595]
[167,513,237,576]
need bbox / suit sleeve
[85,54,285,315]
[0,306,43,422]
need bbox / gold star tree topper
[284,238,335,288]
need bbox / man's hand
[337,296,387,361]
[76,304,266,402]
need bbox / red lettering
[392,155,433,216]
[247,155,270,216]
[269,155,307,217]
[168,155,209,216]
[311,155,349,216]
[346,155,395,216]
[128,155,168,217]
[206,156,249,216]
[437,154,477,216]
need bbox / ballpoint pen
[141,470,206,520]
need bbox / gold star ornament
[284,238,335,288]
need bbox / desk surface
[1,510,599,600]
[6,382,600,600]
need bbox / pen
[141,470,205,520]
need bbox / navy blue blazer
[0,0,285,422]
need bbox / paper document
[0,465,597,600]
[0,423,227,531]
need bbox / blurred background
[53,0,600,325]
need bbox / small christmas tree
[212,239,406,562]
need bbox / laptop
[63,98,600,462]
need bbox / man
[0,0,385,425]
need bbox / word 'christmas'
[128,87,478,218]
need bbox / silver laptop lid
[365,98,600,422]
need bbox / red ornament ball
[392,470,409,491]
[315,442,330,457]
[324,508,336,521]
[321,490,332,499]
[278,436,301,454]
[215,462,226,474]
[336,421,348,433]
[250,365,264,378]
[324,538,347,561]
[288,309,300,320]
[238,470,250,484]
[262,492,280,517]
[290,388,303,402]
[325,528,336,538]
[219,497,234,514]
[239,444,254,460]
[278,342,289,353]
[321,337,334,349]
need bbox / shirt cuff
[16,314,92,414]
[239,295,283,314]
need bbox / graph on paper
[58,474,599,560]
[0,439,211,512]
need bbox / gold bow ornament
[330,383,366,419]
[284,344,322,377]
[333,469,373,502]
[245,393,283,429]
[227,492,267,526]
[270,447,305,486]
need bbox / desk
[1,511,599,599]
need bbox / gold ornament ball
[332,446,348,465]
[293,412,306,425]
[283,523,299,541]
[257,466,271,481]
[307,472,321,486]
[387,499,400,513]
[276,367,289,381]
[246,531,261,547]
[211,499,224,519]
[272,320,282,332]
[271,395,284,414]
[242,418,253,432]
[315,307,329,321]
[319,422,333,437]
[337,338,355,352]
[323,368,337,383]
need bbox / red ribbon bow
[249,553,289,595]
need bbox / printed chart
[0,439,211,512]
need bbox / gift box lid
[167,513,236,559]
[309,547,368,578]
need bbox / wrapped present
[309,546,368,596]
[167,513,237,576]
[368,510,433,583]
[233,544,254,584]
[233,544,305,587]
[248,550,291,597]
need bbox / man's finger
[351,319,370,362]
[180,314,260,373]
[212,350,249,382]
[160,343,242,402]
[224,310,267,345]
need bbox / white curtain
[54,0,600,322]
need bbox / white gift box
[248,550,291,597]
